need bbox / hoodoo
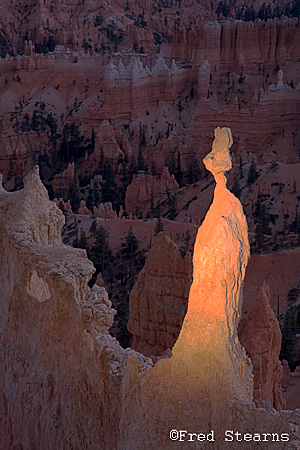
[0,131,299,450]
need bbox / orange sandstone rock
[1,143,300,449]
[119,128,299,449]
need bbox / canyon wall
[0,17,299,186]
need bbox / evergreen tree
[99,147,104,174]
[168,193,177,221]
[290,205,300,236]
[123,226,139,285]
[239,156,244,179]
[280,306,300,371]
[150,160,157,177]
[76,229,89,250]
[167,157,176,177]
[73,231,79,247]
[93,226,111,274]
[89,219,97,236]
[92,180,101,207]
[188,158,200,184]
[176,151,183,187]
[184,229,191,252]
[89,127,96,154]
[102,163,117,206]
[31,110,41,132]
[116,262,129,285]
[247,159,258,186]
[60,122,85,162]
[123,226,139,256]
[231,178,241,199]
[154,216,164,236]
[150,186,154,217]
[46,112,57,136]
[254,191,271,235]
[58,200,66,214]
[137,146,147,172]
[70,177,80,213]
[253,223,266,253]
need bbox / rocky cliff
[0,166,152,450]
[0,14,299,193]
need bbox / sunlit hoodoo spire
[171,127,252,403]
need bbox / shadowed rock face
[127,232,192,356]
[238,281,286,411]
[0,132,299,450]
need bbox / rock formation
[24,40,35,57]
[0,166,152,450]
[127,232,192,356]
[53,197,73,214]
[93,202,117,219]
[125,167,179,216]
[1,129,300,449]
[119,127,300,449]
[52,162,75,195]
[169,126,252,403]
[78,199,92,215]
[238,280,286,411]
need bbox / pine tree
[154,216,164,236]
[89,219,97,236]
[168,157,176,176]
[239,156,244,179]
[93,226,111,274]
[124,226,139,255]
[231,178,241,199]
[188,158,200,184]
[254,223,266,253]
[73,231,79,247]
[247,159,258,186]
[70,177,80,213]
[150,186,154,217]
[102,163,116,206]
[77,229,89,250]
[31,110,41,132]
[280,306,299,370]
[184,230,191,252]
[176,151,183,187]
[90,127,96,153]
[58,200,66,214]
[92,180,101,207]
[150,160,157,176]
[123,226,139,285]
[137,146,147,172]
